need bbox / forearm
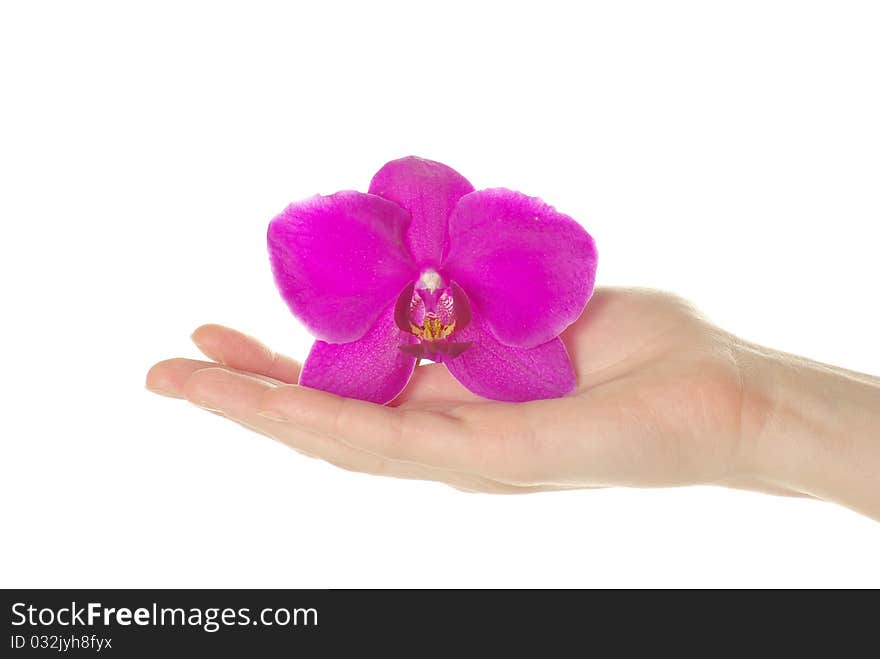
[737,341,880,520]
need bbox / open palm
[147,287,775,496]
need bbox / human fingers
[257,383,625,488]
[184,368,535,493]
[190,324,302,383]
[146,357,282,398]
[258,384,521,478]
[146,358,220,398]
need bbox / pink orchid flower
[267,157,598,404]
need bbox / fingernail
[146,385,181,398]
[189,398,227,414]
[257,409,288,422]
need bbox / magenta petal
[299,303,418,404]
[444,310,576,402]
[268,191,417,344]
[442,189,597,349]
[368,156,474,267]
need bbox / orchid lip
[395,270,472,361]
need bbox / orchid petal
[299,303,417,404]
[444,308,576,402]
[368,156,474,267]
[442,189,597,349]
[268,191,417,344]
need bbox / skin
[145,287,880,521]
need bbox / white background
[1,1,878,588]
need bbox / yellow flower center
[410,315,456,341]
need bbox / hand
[145,287,880,518]
[146,288,753,492]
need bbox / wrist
[735,340,880,518]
